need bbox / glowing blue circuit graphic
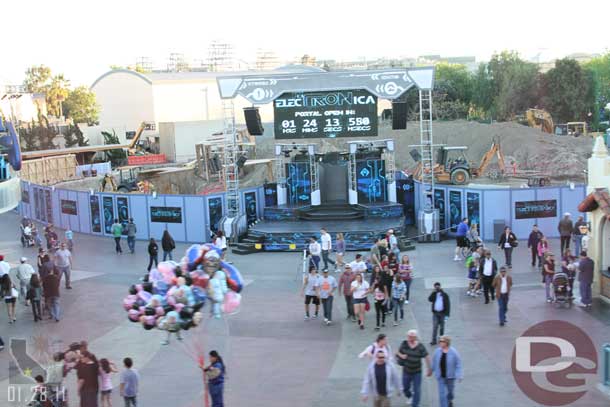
[356,159,387,203]
[286,163,311,205]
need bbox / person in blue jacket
[454,218,469,261]
[432,336,463,407]
[204,350,226,407]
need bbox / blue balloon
[186,244,201,264]
[192,286,208,302]
[221,261,244,293]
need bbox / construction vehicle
[526,109,554,134]
[116,166,142,193]
[127,122,156,155]
[413,139,506,185]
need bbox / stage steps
[297,204,364,221]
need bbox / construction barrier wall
[20,155,78,185]
[413,181,588,241]
[18,180,265,243]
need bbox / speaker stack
[243,107,264,136]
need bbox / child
[465,254,478,297]
[65,229,74,251]
[99,358,118,407]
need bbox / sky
[2,0,609,87]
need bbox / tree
[63,124,88,148]
[540,58,593,123]
[471,63,494,116]
[23,65,52,93]
[583,52,610,123]
[18,123,38,152]
[23,66,71,118]
[432,63,474,120]
[488,51,540,121]
[102,130,126,166]
[63,86,100,125]
[46,74,70,117]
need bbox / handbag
[364,298,370,312]
[11,287,19,299]
[511,240,519,248]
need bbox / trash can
[418,209,440,243]
[493,220,505,242]
[602,343,610,386]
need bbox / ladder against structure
[418,89,435,210]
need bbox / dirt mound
[256,120,594,183]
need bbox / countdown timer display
[274,89,378,139]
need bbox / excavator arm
[526,109,554,134]
[476,139,506,176]
[128,122,155,154]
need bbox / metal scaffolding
[418,89,435,209]
[222,99,239,218]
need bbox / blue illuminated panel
[356,159,387,203]
[286,163,311,205]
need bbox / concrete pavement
[1,211,609,406]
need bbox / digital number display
[274,89,378,139]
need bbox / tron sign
[274,89,378,139]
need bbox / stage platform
[235,201,407,253]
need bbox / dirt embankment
[256,120,593,183]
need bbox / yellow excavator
[412,139,506,185]
[526,109,554,134]
[127,122,156,155]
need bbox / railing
[0,176,21,214]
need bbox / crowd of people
[304,229,412,330]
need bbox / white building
[89,66,320,161]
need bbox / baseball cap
[20,257,27,263]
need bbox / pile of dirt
[256,120,594,183]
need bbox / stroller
[553,271,573,308]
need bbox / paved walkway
[1,212,609,406]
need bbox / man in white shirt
[349,254,368,274]
[388,229,400,259]
[492,267,512,326]
[478,251,497,304]
[16,257,35,305]
[320,228,336,272]
[55,243,73,289]
[308,237,322,271]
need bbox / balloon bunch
[122,244,244,332]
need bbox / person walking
[380,265,394,314]
[431,336,463,407]
[65,227,74,252]
[527,225,544,267]
[391,274,406,326]
[335,233,346,270]
[397,255,413,304]
[537,236,550,270]
[161,230,176,261]
[301,266,321,320]
[428,282,450,346]
[577,251,594,308]
[77,351,100,407]
[308,236,322,271]
[338,264,356,322]
[388,229,400,260]
[1,274,17,323]
[120,357,139,407]
[543,253,556,303]
[361,349,403,407]
[43,268,61,322]
[318,269,337,325]
[111,219,123,254]
[28,273,43,322]
[359,333,393,361]
[320,228,336,272]
[478,250,497,304]
[351,273,370,330]
[372,277,388,330]
[497,226,517,267]
[55,242,73,289]
[214,230,228,262]
[204,350,225,407]
[558,213,573,254]
[16,257,35,305]
[492,266,512,326]
[99,358,118,407]
[572,216,587,256]
[454,218,469,261]
[147,238,159,272]
[349,253,367,274]
[370,239,383,268]
[396,330,432,407]
[126,218,137,254]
